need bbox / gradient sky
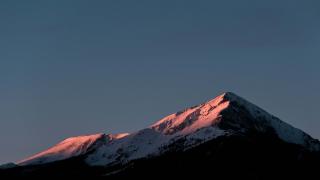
[1,0,320,164]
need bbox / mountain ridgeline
[1,92,319,179]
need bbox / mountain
[0,163,17,170]
[1,92,320,179]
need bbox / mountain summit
[2,92,320,178]
[152,92,319,148]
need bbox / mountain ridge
[2,91,317,173]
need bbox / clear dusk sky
[0,0,320,164]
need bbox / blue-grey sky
[1,0,320,164]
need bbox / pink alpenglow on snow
[17,92,320,167]
[151,92,230,135]
[18,132,130,166]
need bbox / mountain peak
[211,91,247,104]
[150,92,319,151]
[150,92,240,135]
[220,91,238,98]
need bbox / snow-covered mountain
[0,163,17,170]
[16,92,320,168]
